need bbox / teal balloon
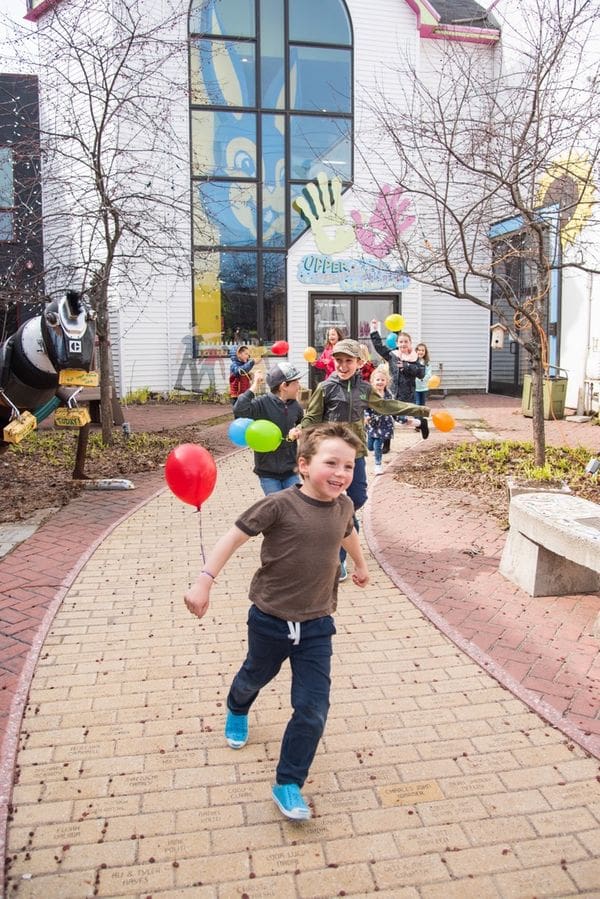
[228,417,252,446]
[245,419,283,452]
[386,332,398,349]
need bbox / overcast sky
[0,0,34,70]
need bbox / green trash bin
[521,374,568,420]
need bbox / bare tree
[359,0,600,464]
[4,0,194,443]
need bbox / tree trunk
[530,353,546,467]
[90,270,114,446]
[98,335,113,445]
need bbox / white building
[20,0,600,411]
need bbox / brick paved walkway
[1,396,599,896]
[367,398,600,765]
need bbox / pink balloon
[165,443,217,509]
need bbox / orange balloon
[428,375,441,389]
[431,411,455,433]
[303,346,317,363]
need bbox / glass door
[309,293,400,387]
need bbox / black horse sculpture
[0,290,97,445]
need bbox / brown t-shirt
[235,485,354,622]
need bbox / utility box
[521,374,568,420]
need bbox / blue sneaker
[225,710,248,749]
[339,561,348,582]
[272,783,311,821]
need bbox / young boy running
[288,338,430,578]
[184,423,369,821]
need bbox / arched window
[189,0,353,346]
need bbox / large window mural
[189,0,353,351]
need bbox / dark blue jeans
[340,455,367,564]
[227,605,335,787]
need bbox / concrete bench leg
[499,528,600,597]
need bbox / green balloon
[245,420,283,452]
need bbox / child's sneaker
[374,463,384,475]
[272,783,311,820]
[416,418,429,439]
[225,710,248,749]
[339,561,348,581]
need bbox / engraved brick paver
[2,398,600,896]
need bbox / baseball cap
[332,338,361,358]
[267,362,302,389]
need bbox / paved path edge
[363,495,600,763]
[0,481,167,895]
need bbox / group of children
[365,323,433,474]
[185,331,433,823]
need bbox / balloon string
[196,505,206,565]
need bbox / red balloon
[165,443,217,509]
[271,340,289,356]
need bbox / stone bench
[499,492,600,596]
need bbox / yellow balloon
[428,375,441,389]
[303,346,317,363]
[384,313,405,332]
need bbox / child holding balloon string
[233,363,304,495]
[184,422,370,822]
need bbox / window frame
[189,0,353,346]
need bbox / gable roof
[404,0,501,44]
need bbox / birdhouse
[490,323,508,350]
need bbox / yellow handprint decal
[293,173,355,254]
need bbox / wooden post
[72,422,90,479]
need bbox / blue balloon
[386,332,398,349]
[228,417,252,446]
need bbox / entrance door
[309,293,400,387]
[488,215,558,396]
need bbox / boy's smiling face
[298,437,356,502]
[333,353,361,380]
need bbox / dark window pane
[190,0,255,38]
[192,111,256,178]
[290,115,351,180]
[0,211,14,242]
[191,39,255,107]
[289,0,351,45]
[262,115,286,246]
[195,182,257,247]
[260,0,284,108]
[290,46,351,113]
[263,254,286,342]
[220,251,258,342]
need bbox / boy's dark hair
[297,423,362,466]
[236,345,249,354]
